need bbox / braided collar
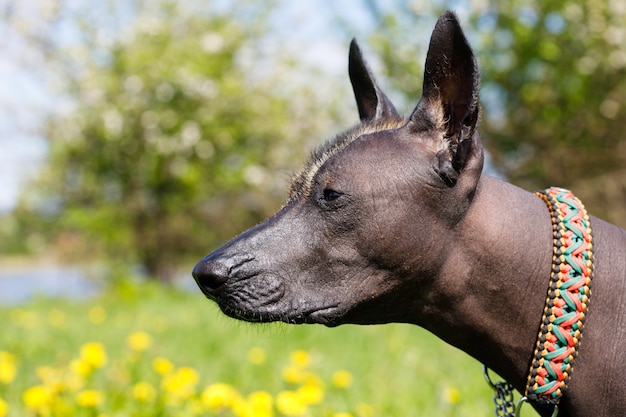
[485,187,594,416]
[526,188,594,404]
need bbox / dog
[193,11,626,417]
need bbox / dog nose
[192,258,229,296]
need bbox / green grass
[0,280,530,416]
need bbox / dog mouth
[306,306,342,326]
[217,302,342,327]
[200,271,344,326]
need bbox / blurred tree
[358,0,626,227]
[8,0,338,282]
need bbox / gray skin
[193,11,626,417]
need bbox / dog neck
[414,174,555,393]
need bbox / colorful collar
[485,187,594,417]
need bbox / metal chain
[483,366,515,417]
[483,366,559,417]
[492,381,515,417]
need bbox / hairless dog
[193,12,626,417]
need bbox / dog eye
[323,188,343,202]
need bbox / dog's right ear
[409,11,481,187]
[349,39,400,122]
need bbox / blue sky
[0,1,375,213]
[0,13,50,213]
[0,1,459,213]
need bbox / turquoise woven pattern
[526,188,594,406]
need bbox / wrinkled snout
[192,207,295,298]
[191,207,338,324]
[192,254,231,297]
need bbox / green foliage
[361,0,626,227]
[0,283,497,416]
[13,1,330,280]
[475,1,626,226]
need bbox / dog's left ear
[349,39,400,122]
[410,11,481,186]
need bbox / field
[0,279,517,416]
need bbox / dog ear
[349,39,400,122]
[410,11,481,186]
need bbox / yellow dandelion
[331,370,353,389]
[23,385,54,411]
[79,342,107,369]
[302,371,324,387]
[0,397,8,417]
[0,352,17,384]
[276,390,307,416]
[153,357,174,376]
[289,350,311,368]
[233,391,273,417]
[297,383,324,405]
[282,366,304,384]
[132,381,156,402]
[443,386,461,404]
[70,358,93,377]
[247,347,267,365]
[76,389,104,408]
[248,391,273,413]
[201,383,240,411]
[175,367,199,386]
[88,305,107,324]
[162,366,199,402]
[126,331,152,352]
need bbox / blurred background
[2,0,626,285]
[1,0,625,415]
